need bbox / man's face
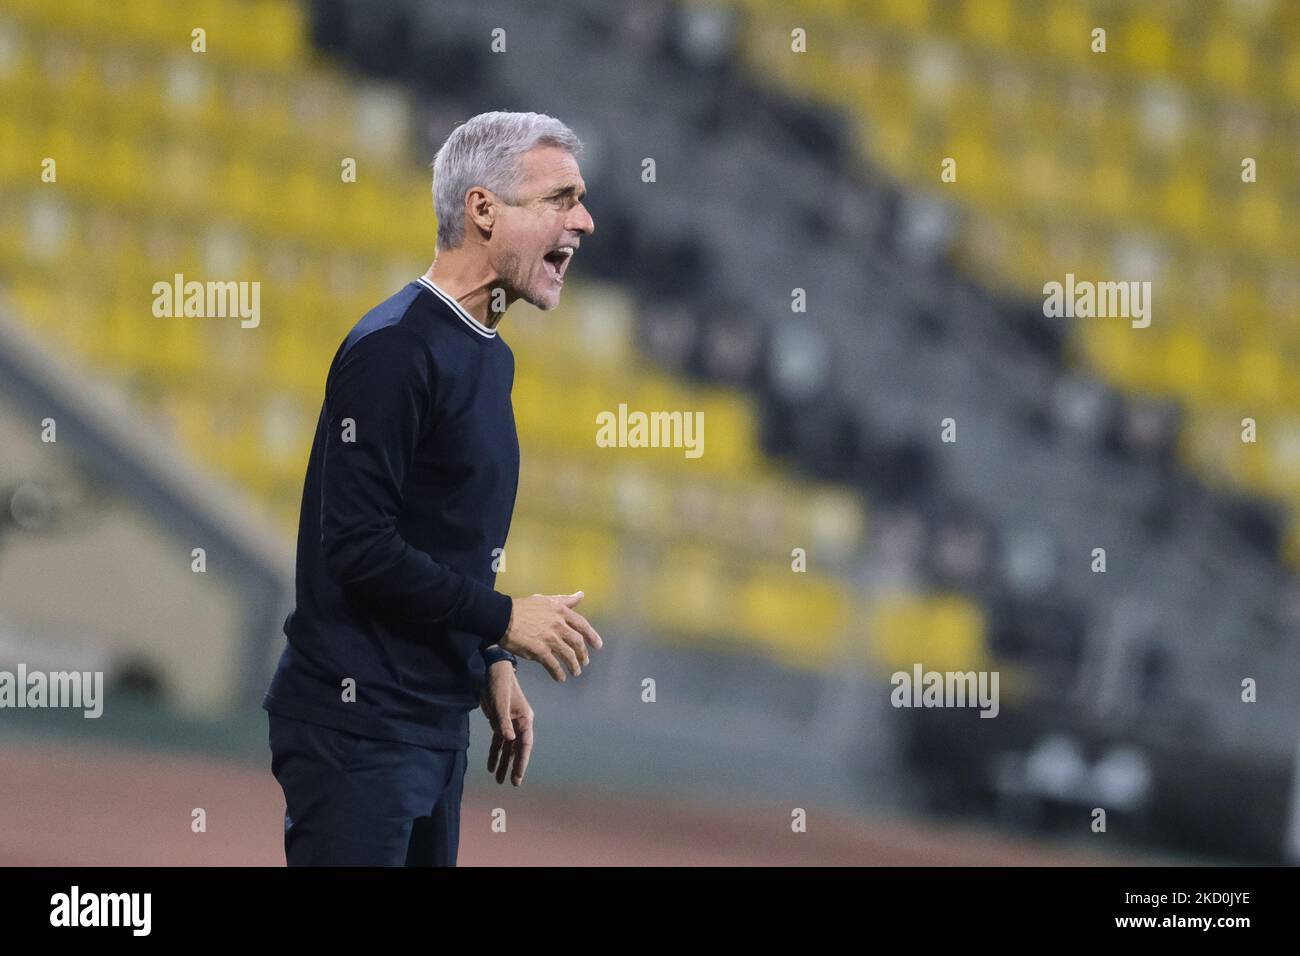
[488,145,594,312]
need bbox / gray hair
[431,111,584,251]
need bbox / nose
[569,201,594,236]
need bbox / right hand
[499,591,603,682]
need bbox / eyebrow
[547,185,587,202]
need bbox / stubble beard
[498,249,558,312]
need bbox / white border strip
[416,276,497,338]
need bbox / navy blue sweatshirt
[263,276,519,750]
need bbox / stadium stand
[0,1,869,707]
[1,0,1296,861]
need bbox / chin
[526,287,563,311]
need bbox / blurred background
[0,0,1297,865]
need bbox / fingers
[563,607,603,652]
[537,648,566,682]
[555,590,584,607]
[495,733,513,785]
[487,729,502,774]
[494,685,516,741]
[511,716,533,786]
[513,591,602,681]
[552,625,584,676]
[512,633,565,683]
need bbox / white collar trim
[416,276,497,338]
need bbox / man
[263,111,601,867]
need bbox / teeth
[554,246,574,258]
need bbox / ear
[465,186,496,239]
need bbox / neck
[423,246,513,330]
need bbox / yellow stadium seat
[1235,188,1283,250]
[1043,1,1091,64]
[866,591,988,673]
[644,546,739,641]
[1202,30,1251,92]
[962,0,1014,47]
[738,569,854,671]
[881,0,932,32]
[1228,342,1284,408]
[1121,15,1173,74]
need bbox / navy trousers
[268,712,468,866]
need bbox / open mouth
[542,245,575,284]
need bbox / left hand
[481,660,534,786]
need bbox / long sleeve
[318,325,512,646]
